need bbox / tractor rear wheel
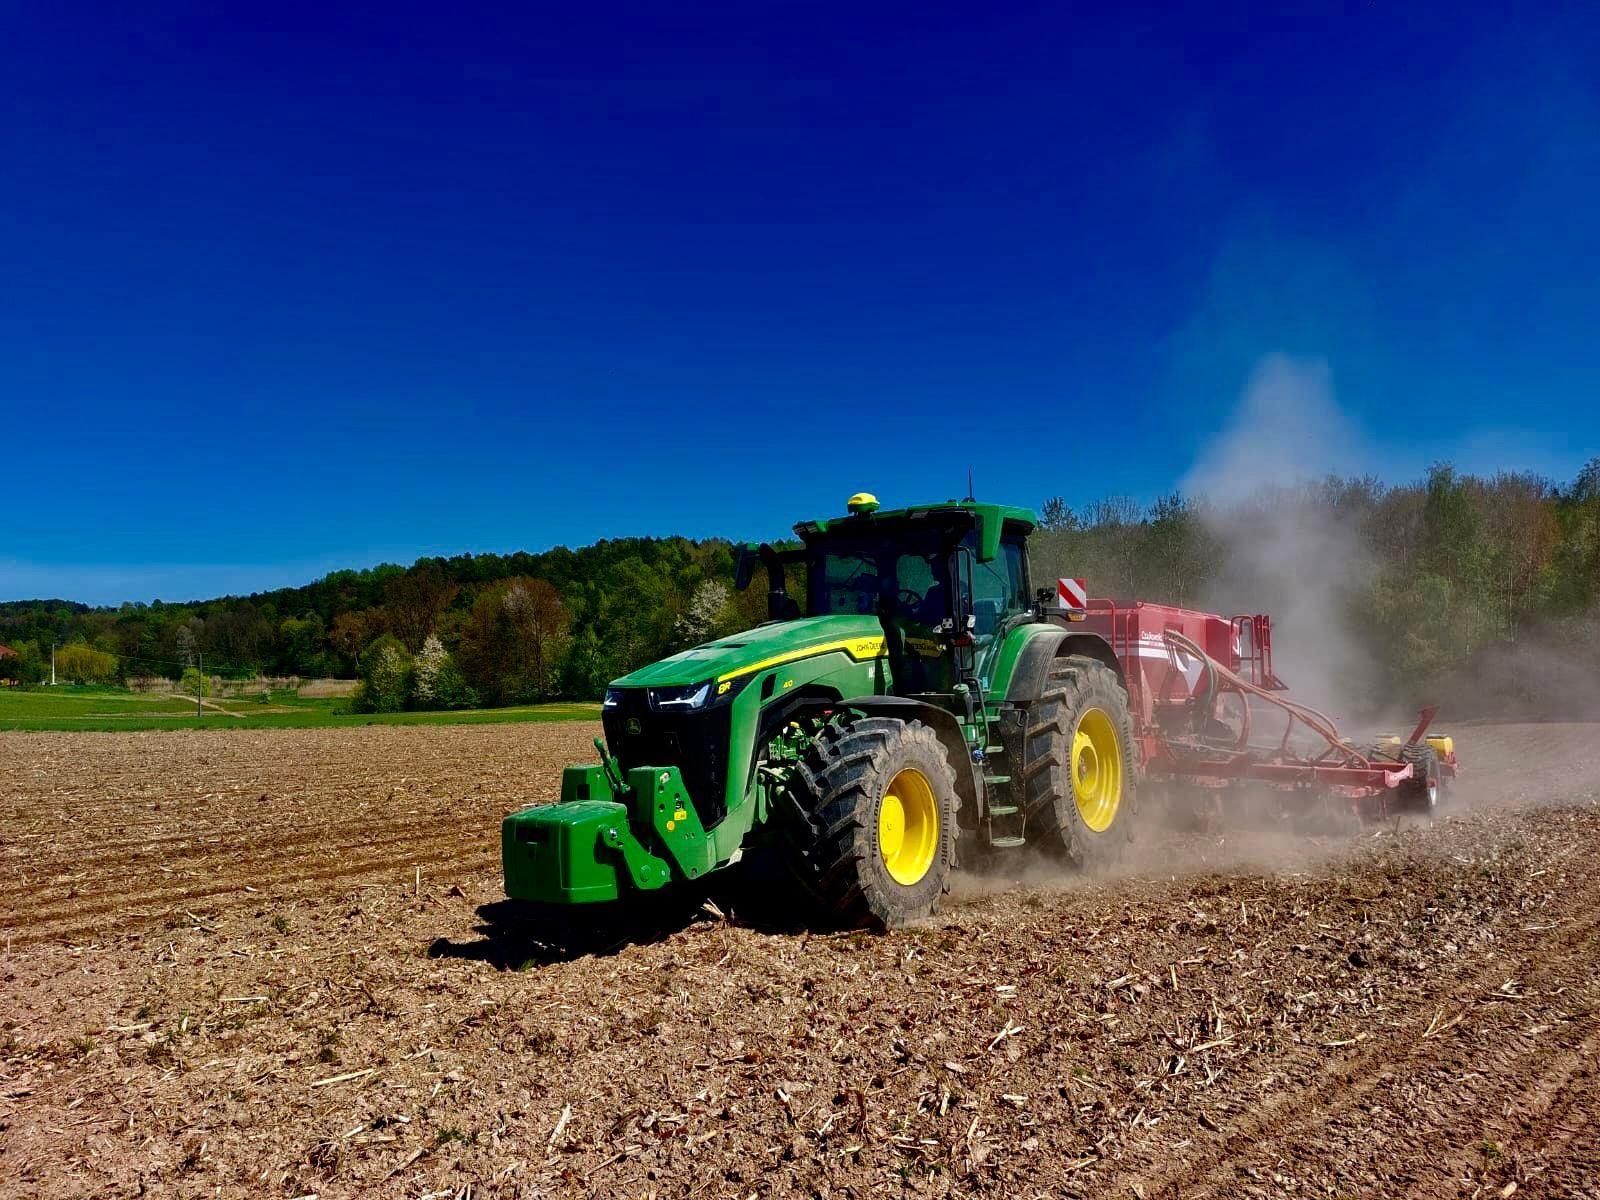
[1023,656,1138,869]
[778,715,958,930]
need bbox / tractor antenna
[964,468,975,503]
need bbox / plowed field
[3,722,1598,1198]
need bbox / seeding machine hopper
[503,493,1458,930]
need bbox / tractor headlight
[649,681,712,710]
[602,687,623,709]
[647,676,746,710]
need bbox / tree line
[0,537,771,710]
[4,461,1597,716]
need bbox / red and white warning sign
[1057,577,1088,609]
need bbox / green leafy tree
[352,635,413,713]
[179,667,213,697]
[558,625,610,699]
[278,613,327,677]
[55,643,118,684]
[431,654,477,709]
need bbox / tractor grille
[602,690,733,827]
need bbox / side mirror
[755,544,793,620]
[733,543,758,592]
[740,543,799,622]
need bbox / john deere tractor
[502,494,1138,929]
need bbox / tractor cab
[743,493,1037,701]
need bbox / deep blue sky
[4,3,1597,605]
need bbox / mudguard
[1004,627,1124,704]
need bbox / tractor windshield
[807,523,1029,638]
[809,527,952,625]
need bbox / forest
[4,461,1598,717]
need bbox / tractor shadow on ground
[427,875,823,969]
[427,898,697,968]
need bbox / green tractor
[502,493,1138,930]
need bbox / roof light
[847,492,879,514]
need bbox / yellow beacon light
[847,492,880,514]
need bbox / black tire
[777,715,958,930]
[1023,656,1138,868]
[1398,743,1441,814]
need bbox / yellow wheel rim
[878,767,940,886]
[1071,707,1123,833]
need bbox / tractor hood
[610,614,886,690]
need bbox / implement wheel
[1398,743,1441,814]
[778,715,958,930]
[1023,656,1138,868]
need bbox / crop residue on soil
[2,722,1599,1198]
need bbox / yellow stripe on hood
[715,635,886,683]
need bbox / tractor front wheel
[778,715,958,930]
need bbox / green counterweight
[503,763,717,903]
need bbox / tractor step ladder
[979,738,1027,848]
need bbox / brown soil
[2,721,1598,1198]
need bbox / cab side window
[967,538,1026,640]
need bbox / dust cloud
[1181,354,1380,723]
[1438,619,1600,723]
[948,823,1342,903]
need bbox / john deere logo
[626,717,642,735]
